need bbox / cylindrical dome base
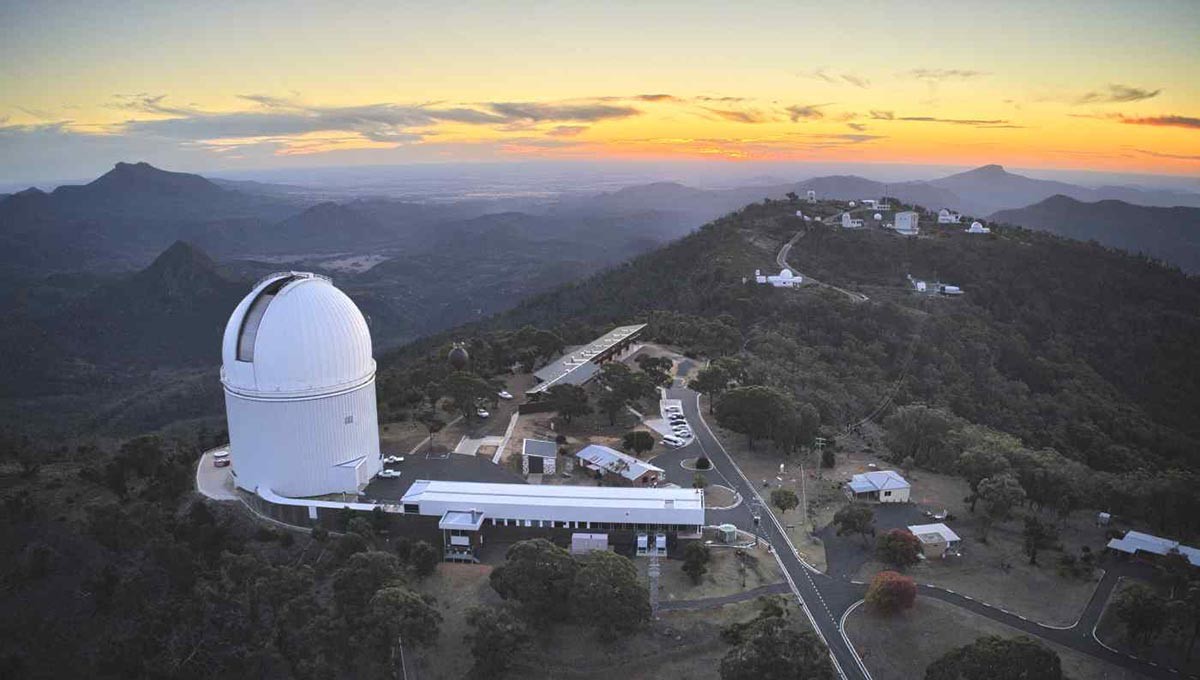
[226,379,382,498]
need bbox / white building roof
[1107,531,1200,567]
[907,523,960,544]
[847,470,910,493]
[575,444,664,481]
[530,324,646,393]
[221,272,375,398]
[401,479,704,526]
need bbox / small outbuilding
[966,221,991,234]
[575,444,664,485]
[907,523,962,558]
[845,470,911,503]
[522,438,558,475]
[841,212,865,229]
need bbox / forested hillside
[377,198,1200,532]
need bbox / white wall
[226,379,381,497]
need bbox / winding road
[652,381,1188,680]
[776,228,869,303]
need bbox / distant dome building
[448,343,470,370]
[221,272,381,497]
[873,212,883,221]
[967,221,991,234]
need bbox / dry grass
[846,596,1149,680]
[636,542,786,603]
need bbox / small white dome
[779,268,793,278]
[848,201,857,207]
[221,272,374,398]
[971,221,984,229]
[873,213,882,220]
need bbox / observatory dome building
[221,272,381,497]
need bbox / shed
[907,523,961,558]
[1107,531,1200,567]
[522,438,558,475]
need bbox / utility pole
[750,499,763,547]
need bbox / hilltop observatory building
[221,272,381,498]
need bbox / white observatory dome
[222,273,374,397]
[873,213,883,220]
[221,272,381,498]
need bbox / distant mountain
[259,201,387,252]
[0,162,304,271]
[992,195,1200,273]
[929,164,1200,215]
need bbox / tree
[882,406,963,472]
[408,540,439,579]
[714,385,796,449]
[693,473,708,489]
[876,529,922,568]
[635,354,673,386]
[833,503,875,546]
[622,430,655,455]
[690,364,731,413]
[572,550,650,640]
[865,570,917,613]
[364,585,442,650]
[331,550,405,618]
[442,371,495,418]
[597,362,657,425]
[489,539,577,622]
[1168,581,1200,663]
[546,384,590,423]
[1021,515,1059,566]
[719,617,834,680]
[417,410,446,452]
[820,448,836,469]
[682,541,711,584]
[464,605,531,679]
[1159,550,1193,598]
[958,447,1011,512]
[696,456,712,470]
[598,389,628,426]
[770,488,799,516]
[925,635,1062,680]
[976,473,1026,542]
[1113,582,1167,648]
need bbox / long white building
[221,272,381,498]
[401,480,705,531]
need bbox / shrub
[876,529,922,568]
[696,457,712,470]
[865,570,916,614]
[682,541,711,584]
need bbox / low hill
[991,195,1200,273]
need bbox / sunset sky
[2,0,1198,182]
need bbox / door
[529,456,544,474]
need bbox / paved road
[665,382,871,679]
[777,229,869,303]
[669,380,1184,680]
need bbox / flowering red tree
[866,570,917,614]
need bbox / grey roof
[1108,531,1200,567]
[575,444,664,481]
[529,324,646,393]
[522,438,558,458]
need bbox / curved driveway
[658,381,1185,680]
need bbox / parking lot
[361,449,525,502]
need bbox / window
[403,504,419,514]
[344,415,354,424]
[883,491,892,497]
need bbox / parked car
[498,390,514,400]
[476,408,490,419]
[662,435,685,448]
[383,455,405,464]
[378,469,402,478]
[213,451,231,468]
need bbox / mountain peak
[967,164,1008,176]
[87,161,223,194]
[135,240,225,296]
